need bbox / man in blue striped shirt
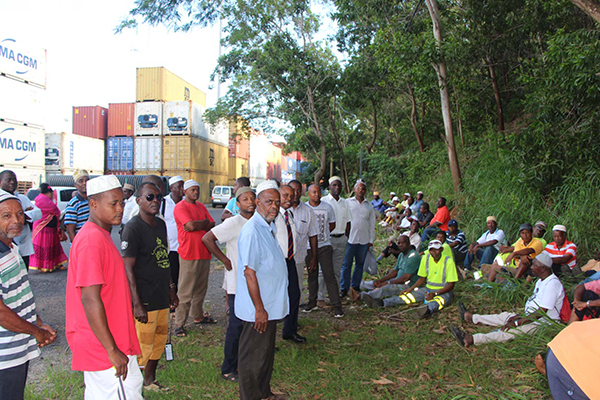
[446,220,468,265]
[64,169,90,242]
[0,192,56,400]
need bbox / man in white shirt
[0,170,41,268]
[464,216,506,271]
[202,186,256,382]
[274,185,305,343]
[163,176,184,292]
[340,179,376,298]
[321,176,350,305]
[121,183,137,225]
[304,184,344,318]
[450,252,564,347]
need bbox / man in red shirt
[66,175,143,400]
[173,180,216,337]
[420,197,450,250]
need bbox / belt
[331,234,345,238]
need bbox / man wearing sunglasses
[121,182,179,391]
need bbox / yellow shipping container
[228,157,249,185]
[163,136,229,174]
[266,142,282,165]
[136,67,207,107]
[163,169,228,204]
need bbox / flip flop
[195,316,217,324]
[449,325,466,347]
[458,301,468,321]
[174,327,187,337]
[221,372,238,382]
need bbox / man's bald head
[142,175,166,196]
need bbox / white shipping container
[206,119,230,148]
[135,101,163,136]
[249,134,269,186]
[45,132,105,176]
[134,136,162,171]
[7,167,44,188]
[162,101,229,147]
[0,75,46,127]
[0,121,45,169]
[0,33,47,88]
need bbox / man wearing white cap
[463,216,506,272]
[164,176,184,292]
[66,175,143,399]
[545,225,579,278]
[64,169,90,242]
[173,180,216,336]
[121,183,137,225]
[413,191,424,217]
[236,180,289,400]
[400,193,410,211]
[321,176,350,306]
[450,252,565,347]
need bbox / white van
[211,186,234,208]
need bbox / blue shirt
[225,197,239,216]
[371,198,386,214]
[235,212,289,322]
[413,200,424,217]
[64,193,89,234]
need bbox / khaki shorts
[135,308,169,367]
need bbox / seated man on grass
[487,223,544,282]
[446,220,468,266]
[417,202,434,230]
[463,216,506,272]
[379,197,400,227]
[377,220,421,262]
[364,240,457,319]
[545,225,579,278]
[567,279,600,323]
[422,230,453,261]
[371,192,387,216]
[420,197,451,248]
[351,236,420,304]
[450,252,564,347]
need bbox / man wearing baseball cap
[464,216,506,272]
[173,180,216,337]
[451,252,564,347]
[545,225,579,278]
[446,220,468,265]
[66,175,143,399]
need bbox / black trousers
[168,251,180,292]
[381,242,399,258]
[574,290,600,320]
[0,361,28,400]
[307,246,341,309]
[282,258,300,337]
[238,320,277,400]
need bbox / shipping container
[45,132,105,175]
[73,106,108,139]
[163,100,206,136]
[134,136,162,171]
[136,67,206,107]
[267,162,282,182]
[203,118,230,147]
[12,168,45,191]
[228,157,249,185]
[229,134,250,160]
[106,136,134,172]
[0,121,45,170]
[0,75,46,127]
[162,136,228,174]
[162,169,228,204]
[267,142,282,166]
[108,103,135,137]
[249,134,269,186]
[0,33,47,88]
[135,102,163,136]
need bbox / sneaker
[302,303,318,313]
[363,294,383,309]
[349,287,361,302]
[333,308,344,318]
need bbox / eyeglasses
[145,193,163,202]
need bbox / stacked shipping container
[45,132,105,176]
[107,103,136,174]
[228,120,250,185]
[72,106,108,139]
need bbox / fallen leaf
[372,377,395,385]
[188,358,200,363]
[317,368,326,372]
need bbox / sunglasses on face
[145,193,163,202]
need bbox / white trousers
[84,355,144,400]
[472,312,540,345]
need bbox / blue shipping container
[106,137,134,171]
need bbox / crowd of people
[0,167,598,399]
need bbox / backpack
[559,289,571,323]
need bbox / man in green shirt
[359,236,421,307]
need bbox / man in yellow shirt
[488,223,544,282]
[398,240,458,319]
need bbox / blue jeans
[340,243,369,291]
[582,269,600,284]
[221,294,244,375]
[464,246,498,270]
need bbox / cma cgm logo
[0,128,37,161]
[0,38,38,74]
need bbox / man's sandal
[174,327,187,337]
[221,372,238,382]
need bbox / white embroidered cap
[256,180,279,195]
[183,180,199,191]
[87,175,122,196]
[169,176,184,186]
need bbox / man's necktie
[284,210,294,259]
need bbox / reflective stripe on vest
[425,254,449,289]
[399,292,418,304]
[432,294,446,310]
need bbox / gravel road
[27,205,228,384]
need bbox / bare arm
[184,219,215,232]
[425,282,455,300]
[400,276,427,294]
[221,208,233,222]
[244,267,268,333]
[551,253,574,265]
[328,222,336,232]
[0,301,55,347]
[123,257,147,323]
[345,222,350,237]
[388,273,414,285]
[373,269,398,287]
[202,231,232,271]
[478,239,498,248]
[66,224,76,243]
[81,285,129,379]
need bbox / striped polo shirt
[64,193,89,234]
[0,242,40,370]
[446,230,468,254]
[545,241,577,269]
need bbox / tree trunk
[425,0,461,193]
[366,104,378,154]
[486,55,505,132]
[313,141,327,184]
[569,0,600,23]
[452,84,464,146]
[407,83,425,152]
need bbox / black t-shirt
[418,211,434,226]
[120,215,171,311]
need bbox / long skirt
[30,226,68,272]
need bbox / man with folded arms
[236,181,289,400]
[66,175,143,399]
[173,180,216,337]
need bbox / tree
[569,0,600,22]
